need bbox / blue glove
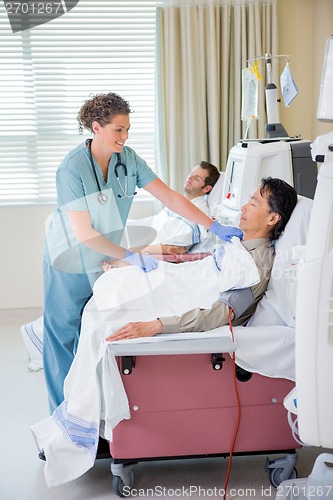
[209,220,243,242]
[123,250,159,273]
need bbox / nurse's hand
[209,220,243,242]
[122,250,159,272]
[106,320,162,341]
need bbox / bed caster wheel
[268,466,297,488]
[265,452,298,488]
[111,465,135,497]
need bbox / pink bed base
[110,353,299,460]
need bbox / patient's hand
[106,320,163,341]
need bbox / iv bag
[241,67,259,122]
[280,62,299,107]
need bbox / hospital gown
[122,195,211,249]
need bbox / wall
[0,197,156,310]
[278,0,333,141]
[0,204,53,310]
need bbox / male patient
[123,160,220,256]
[107,177,298,341]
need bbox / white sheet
[231,324,296,380]
[248,196,313,328]
[93,237,259,312]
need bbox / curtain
[156,0,278,191]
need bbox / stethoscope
[86,139,137,204]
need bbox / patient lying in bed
[31,178,297,487]
[122,161,221,256]
[105,177,297,341]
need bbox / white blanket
[32,239,260,487]
[92,238,259,313]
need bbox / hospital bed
[105,195,313,496]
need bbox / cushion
[247,196,313,328]
[21,317,43,371]
[206,171,225,216]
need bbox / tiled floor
[0,309,329,500]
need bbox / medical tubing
[287,411,306,446]
[223,308,242,500]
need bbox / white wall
[278,0,333,141]
[0,197,156,310]
[0,204,54,310]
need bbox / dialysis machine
[218,138,318,227]
[276,35,333,500]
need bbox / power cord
[222,307,242,500]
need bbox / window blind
[0,0,156,203]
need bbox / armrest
[106,329,236,356]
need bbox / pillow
[21,317,44,371]
[206,171,225,217]
[247,196,313,328]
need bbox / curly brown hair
[77,93,131,133]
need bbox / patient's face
[184,166,209,197]
[239,187,274,239]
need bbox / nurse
[43,92,242,413]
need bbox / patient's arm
[106,320,163,341]
[105,303,232,341]
[105,301,233,341]
[129,244,186,255]
[102,244,186,270]
[159,300,232,334]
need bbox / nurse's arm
[144,178,213,230]
[67,210,127,260]
[129,244,186,255]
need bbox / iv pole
[264,53,289,138]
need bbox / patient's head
[184,161,220,199]
[240,177,297,241]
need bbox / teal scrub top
[45,141,157,274]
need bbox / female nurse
[43,92,242,413]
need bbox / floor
[0,309,329,500]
